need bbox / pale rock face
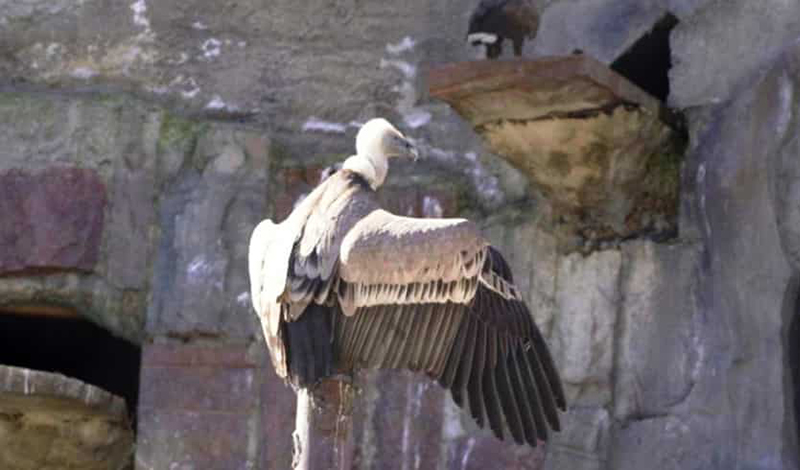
[553,250,621,407]
[2,0,800,469]
[669,0,800,107]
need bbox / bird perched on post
[249,118,565,447]
[467,0,540,59]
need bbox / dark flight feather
[250,159,565,449]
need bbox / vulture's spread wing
[338,210,487,313]
[332,209,566,446]
[249,169,565,447]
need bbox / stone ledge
[0,365,126,417]
[0,366,133,470]
[429,57,663,123]
[429,56,683,252]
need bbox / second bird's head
[356,118,420,162]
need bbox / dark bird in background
[467,0,540,59]
[249,118,566,447]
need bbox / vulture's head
[345,118,419,189]
[356,118,419,162]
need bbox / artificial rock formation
[0,366,133,470]
[430,56,682,250]
[1,0,799,469]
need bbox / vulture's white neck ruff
[343,153,387,189]
[342,118,405,189]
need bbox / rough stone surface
[532,0,668,63]
[0,0,523,212]
[613,241,699,422]
[609,415,698,470]
[0,0,476,135]
[2,1,800,469]
[0,365,127,415]
[545,407,610,470]
[260,359,297,470]
[106,170,156,290]
[0,168,106,274]
[665,0,713,19]
[147,165,268,340]
[606,36,800,470]
[0,93,272,342]
[0,366,133,470]
[430,57,681,249]
[669,0,800,107]
[554,250,621,407]
[672,41,800,468]
[136,343,295,470]
[444,433,546,470]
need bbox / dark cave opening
[790,287,800,458]
[610,13,679,102]
[0,310,141,421]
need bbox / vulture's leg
[512,37,524,56]
[487,41,503,59]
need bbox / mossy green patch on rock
[157,112,207,160]
[641,135,686,202]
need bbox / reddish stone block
[139,364,257,412]
[137,343,298,470]
[260,360,296,470]
[0,168,106,274]
[136,410,252,469]
[407,378,446,467]
[139,344,259,413]
[274,167,324,220]
[354,370,445,469]
[372,371,411,466]
[141,343,256,368]
[138,343,259,468]
[445,435,546,470]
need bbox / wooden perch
[292,377,355,470]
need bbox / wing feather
[507,346,538,445]
[519,348,551,439]
[420,304,449,372]
[525,346,562,431]
[360,307,394,367]
[468,323,488,429]
[496,349,525,444]
[338,210,488,314]
[250,168,565,448]
[331,247,565,446]
[451,315,478,408]
[439,310,469,389]
[435,305,466,377]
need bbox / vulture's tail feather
[285,303,334,388]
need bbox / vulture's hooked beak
[408,141,420,162]
[390,132,420,161]
[400,136,419,162]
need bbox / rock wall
[0,366,134,470]
[1,0,800,469]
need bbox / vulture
[248,118,565,447]
[467,0,540,59]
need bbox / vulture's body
[249,119,565,447]
[467,0,539,59]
